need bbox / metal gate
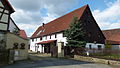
[51,46,58,57]
[0,50,9,64]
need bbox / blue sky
[9,0,120,37]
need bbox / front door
[44,44,50,53]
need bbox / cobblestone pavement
[1,54,120,68]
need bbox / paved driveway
[1,54,119,68]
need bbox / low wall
[14,49,28,61]
[74,55,120,66]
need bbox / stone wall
[74,55,120,66]
[6,32,29,61]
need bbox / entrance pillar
[58,42,64,57]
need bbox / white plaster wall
[112,45,120,50]
[86,43,105,49]
[47,35,50,40]
[30,37,41,52]
[51,34,55,40]
[30,32,67,52]
[30,32,105,52]
[30,39,36,52]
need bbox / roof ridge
[102,28,120,31]
[42,5,88,26]
[31,5,89,38]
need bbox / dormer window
[37,30,42,36]
[43,29,45,32]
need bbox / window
[1,14,9,23]
[36,38,37,41]
[63,32,65,37]
[32,39,34,42]
[40,37,42,40]
[0,23,7,30]
[55,34,57,38]
[46,36,47,40]
[50,35,51,39]
[89,45,92,49]
[98,45,102,50]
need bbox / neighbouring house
[102,29,120,50]
[30,5,105,54]
[19,30,28,39]
[0,0,28,62]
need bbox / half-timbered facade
[0,0,28,61]
[0,0,15,31]
[30,5,105,53]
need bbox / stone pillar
[9,50,14,64]
[58,42,64,57]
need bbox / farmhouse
[102,29,120,50]
[0,0,28,62]
[30,5,105,54]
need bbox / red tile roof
[102,29,120,44]
[31,5,88,38]
[1,0,15,13]
[19,30,27,39]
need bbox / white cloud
[9,0,80,37]
[93,0,120,30]
[42,13,57,23]
[17,23,40,36]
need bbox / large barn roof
[31,5,88,38]
[102,29,120,44]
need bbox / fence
[64,46,120,61]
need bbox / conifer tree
[64,16,86,47]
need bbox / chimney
[42,23,45,27]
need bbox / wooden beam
[0,7,5,20]
[7,13,10,31]
[0,11,9,15]
[0,21,8,24]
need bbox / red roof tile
[19,30,27,39]
[1,0,15,13]
[102,29,120,44]
[31,5,88,38]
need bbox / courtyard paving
[1,54,120,68]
